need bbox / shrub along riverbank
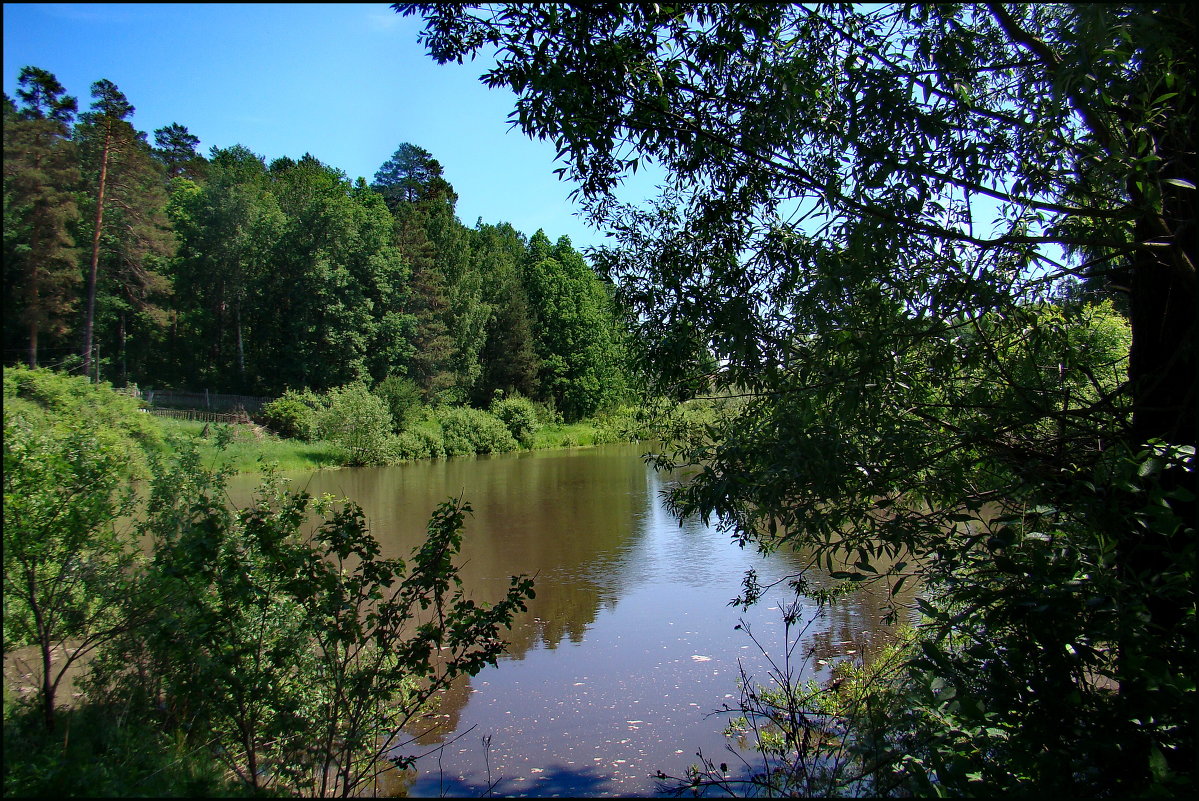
[4,365,539,796]
[158,408,641,476]
[3,367,649,476]
[254,380,646,470]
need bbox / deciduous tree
[168,145,282,389]
[2,369,146,732]
[522,231,627,419]
[399,3,1195,791]
[471,221,539,402]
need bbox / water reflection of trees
[221,446,918,778]
[223,447,656,766]
[228,445,651,659]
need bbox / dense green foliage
[260,387,325,441]
[403,3,1195,795]
[3,370,536,796]
[3,68,82,370]
[434,404,520,456]
[489,392,541,447]
[3,393,136,730]
[314,382,396,465]
[373,372,423,433]
[4,77,631,420]
[3,364,162,473]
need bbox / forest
[2,62,636,796]
[3,69,630,420]
[4,2,1196,797]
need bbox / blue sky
[3,3,661,251]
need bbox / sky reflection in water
[227,443,902,797]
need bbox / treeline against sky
[3,68,629,420]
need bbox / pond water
[226,443,905,797]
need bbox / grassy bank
[154,417,345,474]
[3,365,646,479]
[155,411,640,476]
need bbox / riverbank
[156,413,640,475]
[4,364,653,479]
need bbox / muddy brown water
[3,443,906,796]
[222,443,907,797]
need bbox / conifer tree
[153,122,206,182]
[3,68,81,369]
[76,81,175,385]
[76,79,135,380]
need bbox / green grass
[155,412,632,476]
[154,417,343,474]
[529,420,604,449]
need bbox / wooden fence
[126,388,273,413]
[145,408,256,424]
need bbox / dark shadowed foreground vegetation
[4,2,1194,796]
[4,369,534,796]
[402,2,1194,796]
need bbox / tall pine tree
[75,80,175,385]
[3,68,81,369]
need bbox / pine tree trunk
[236,303,245,382]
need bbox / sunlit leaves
[93,447,534,796]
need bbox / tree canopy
[399,2,1194,793]
[3,70,631,418]
[399,3,1192,437]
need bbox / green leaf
[921,641,952,671]
[1149,746,1170,781]
[1139,456,1166,477]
